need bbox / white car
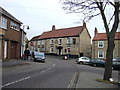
[76,57,90,64]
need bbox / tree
[60,0,120,81]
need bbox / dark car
[34,52,45,63]
[112,58,120,70]
[89,59,105,67]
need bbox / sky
[1,0,114,40]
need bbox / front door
[10,42,17,59]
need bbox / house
[30,22,91,58]
[92,28,120,60]
[29,35,41,52]
[0,7,22,60]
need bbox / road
[2,55,119,88]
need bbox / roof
[93,32,120,41]
[0,7,22,24]
[30,35,41,41]
[39,26,85,39]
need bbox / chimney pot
[94,27,98,36]
[52,25,55,30]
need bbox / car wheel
[93,64,96,67]
[80,62,83,65]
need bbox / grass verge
[96,79,119,85]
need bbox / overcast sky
[1,0,110,40]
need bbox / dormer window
[98,41,104,48]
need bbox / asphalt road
[2,55,119,88]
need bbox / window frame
[58,38,62,44]
[50,39,54,44]
[98,41,104,48]
[0,16,7,29]
[67,37,72,44]
[98,51,104,58]
[50,47,54,53]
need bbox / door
[10,42,17,59]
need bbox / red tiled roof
[30,35,41,41]
[93,32,120,41]
[39,26,85,39]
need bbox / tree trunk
[103,35,115,81]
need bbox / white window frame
[50,47,54,53]
[50,39,54,44]
[38,41,41,45]
[98,51,104,58]
[98,41,104,48]
[42,40,45,45]
[0,16,7,29]
[38,48,40,52]
[67,37,72,44]
[58,38,62,44]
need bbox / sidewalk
[76,72,119,88]
[2,59,31,68]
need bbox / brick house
[92,28,120,60]
[30,22,91,58]
[0,7,22,60]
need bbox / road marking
[53,64,56,67]
[1,76,30,88]
[41,64,56,74]
[67,73,77,88]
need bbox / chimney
[83,22,86,27]
[52,25,55,30]
[94,27,98,36]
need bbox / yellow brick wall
[79,28,91,57]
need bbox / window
[38,48,40,52]
[58,39,62,44]
[67,46,71,53]
[73,38,76,44]
[65,49,67,53]
[10,21,19,30]
[98,41,104,48]
[98,51,104,58]
[67,37,72,44]
[50,39,54,44]
[38,41,41,45]
[50,47,54,53]
[42,40,45,45]
[42,47,45,51]
[0,16,7,29]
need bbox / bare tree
[60,0,120,81]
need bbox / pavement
[1,58,120,89]
[76,72,120,89]
[2,59,32,68]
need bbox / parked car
[34,52,45,63]
[89,59,105,67]
[112,58,120,70]
[76,57,90,64]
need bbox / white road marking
[41,64,56,74]
[53,64,56,67]
[1,76,30,88]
